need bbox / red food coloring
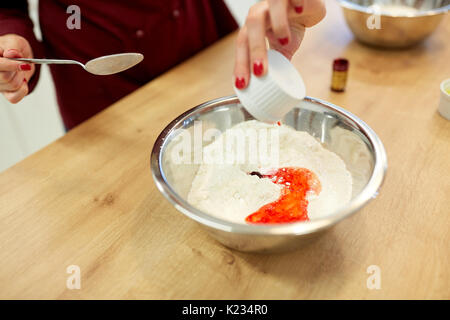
[246,167,321,224]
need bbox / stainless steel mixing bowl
[151,96,387,253]
[337,0,450,48]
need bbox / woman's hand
[0,34,35,103]
[234,0,326,89]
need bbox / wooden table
[0,0,449,299]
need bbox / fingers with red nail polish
[278,37,289,46]
[234,25,250,90]
[19,64,31,71]
[253,61,264,77]
[235,77,246,90]
[268,0,291,49]
[0,34,35,103]
[233,0,326,89]
[291,0,304,14]
[290,0,327,27]
[246,2,268,77]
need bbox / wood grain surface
[0,0,449,299]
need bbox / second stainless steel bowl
[338,0,450,48]
[151,96,387,253]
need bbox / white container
[234,49,306,123]
[438,78,450,120]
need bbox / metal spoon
[8,53,144,75]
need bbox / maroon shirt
[0,1,237,129]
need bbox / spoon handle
[7,58,83,67]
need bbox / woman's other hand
[0,34,35,103]
[234,0,326,89]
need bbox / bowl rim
[150,95,388,236]
[336,0,450,17]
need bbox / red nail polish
[235,77,246,90]
[253,61,264,77]
[20,64,31,71]
[295,6,303,14]
[278,37,289,46]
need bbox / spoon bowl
[84,53,144,75]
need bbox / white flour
[187,121,352,224]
